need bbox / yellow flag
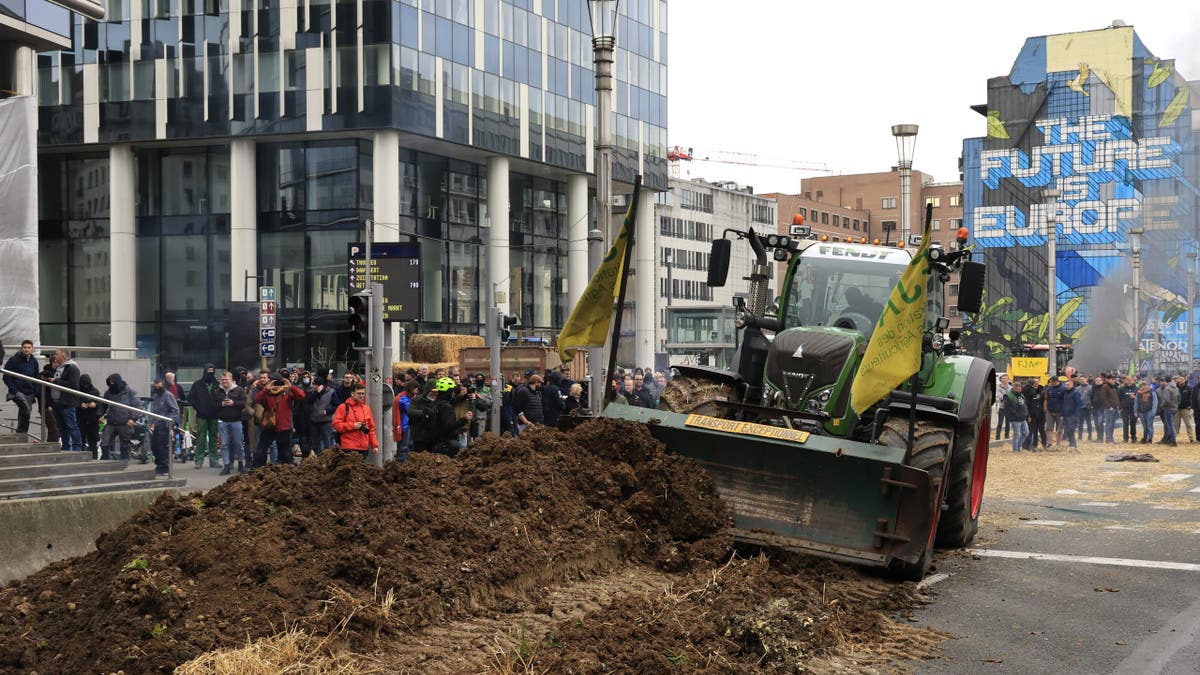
[849,223,932,415]
[556,199,637,363]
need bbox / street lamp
[1130,227,1144,374]
[587,0,619,412]
[892,124,919,242]
[1042,187,1061,377]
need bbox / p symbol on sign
[350,246,360,256]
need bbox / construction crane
[667,146,831,178]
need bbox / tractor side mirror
[957,261,986,314]
[707,239,731,287]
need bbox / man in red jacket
[333,383,379,458]
[253,374,305,468]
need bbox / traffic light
[499,312,519,344]
[348,290,370,349]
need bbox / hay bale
[393,361,457,379]
[408,334,484,363]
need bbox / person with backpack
[252,374,305,468]
[410,377,472,457]
[332,382,379,458]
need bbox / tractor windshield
[783,250,907,336]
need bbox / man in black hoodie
[100,373,142,460]
[189,363,221,469]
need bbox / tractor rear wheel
[878,418,954,581]
[935,394,992,548]
[657,376,737,417]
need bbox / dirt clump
[0,419,943,674]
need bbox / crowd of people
[3,340,674,474]
[996,370,1198,454]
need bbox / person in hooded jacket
[3,340,39,434]
[99,373,143,460]
[189,363,221,469]
[253,375,306,468]
[76,374,102,459]
[332,383,379,458]
[148,378,180,475]
[308,376,337,455]
[213,370,247,474]
[542,371,566,428]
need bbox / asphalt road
[902,441,1200,674]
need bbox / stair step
[0,443,66,456]
[0,452,91,467]
[0,460,130,480]
[0,434,31,444]
[0,468,160,492]
[0,479,187,500]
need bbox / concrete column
[372,130,401,351]
[14,45,34,97]
[109,145,137,357]
[487,156,510,315]
[634,187,656,370]
[566,174,589,311]
[230,139,257,302]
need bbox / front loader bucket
[602,406,935,568]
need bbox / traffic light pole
[368,281,385,467]
[487,287,503,435]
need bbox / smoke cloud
[1070,265,1133,375]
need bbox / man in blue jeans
[1061,378,1081,451]
[1004,381,1030,453]
[1137,382,1158,443]
[1158,376,1180,446]
[214,371,247,474]
[51,349,83,452]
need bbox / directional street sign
[259,314,276,328]
[260,301,277,314]
[260,328,276,341]
[259,286,278,359]
[260,343,276,357]
[347,243,421,322]
[259,287,277,302]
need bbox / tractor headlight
[817,389,832,403]
[930,333,946,351]
[807,398,823,412]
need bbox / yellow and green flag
[556,199,637,363]
[849,223,933,415]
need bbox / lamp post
[1130,227,1144,374]
[587,0,619,412]
[1188,252,1197,371]
[892,124,919,243]
[1042,187,1061,377]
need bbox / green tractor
[604,222,994,579]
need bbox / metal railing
[0,367,176,479]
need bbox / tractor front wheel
[878,418,954,581]
[936,394,991,548]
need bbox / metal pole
[369,281,384,467]
[1132,229,1143,374]
[899,164,912,244]
[1047,219,1057,378]
[587,227,604,413]
[382,325,394,463]
[1189,253,1198,371]
[487,284,502,436]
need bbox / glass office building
[963,24,1199,372]
[34,0,668,371]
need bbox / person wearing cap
[253,374,306,468]
[332,382,379,458]
[512,374,544,431]
[1096,374,1120,444]
[1043,375,1065,449]
[1136,381,1158,444]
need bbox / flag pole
[905,203,934,458]
[603,175,644,408]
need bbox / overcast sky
[666,2,1200,194]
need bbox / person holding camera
[332,382,379,458]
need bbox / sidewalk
[170,461,239,494]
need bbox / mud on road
[0,420,944,673]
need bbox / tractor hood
[764,326,865,422]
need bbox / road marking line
[1151,505,1190,511]
[968,549,1200,572]
[1022,519,1069,527]
[1160,474,1193,482]
[1128,483,1152,489]
[917,573,949,589]
[1056,489,1086,495]
[1105,525,1138,530]
[1080,502,1119,506]
[1189,487,1200,493]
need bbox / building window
[925,196,940,207]
[932,219,940,230]
[842,216,849,229]
[949,194,961,207]
[821,211,828,225]
[853,219,859,231]
[949,283,959,296]
[881,220,896,232]
[816,190,823,200]
[948,217,963,229]
[949,305,958,315]
[798,207,807,218]
[882,196,896,209]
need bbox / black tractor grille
[765,329,857,404]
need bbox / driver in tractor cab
[844,287,882,320]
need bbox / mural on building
[962,26,1199,374]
